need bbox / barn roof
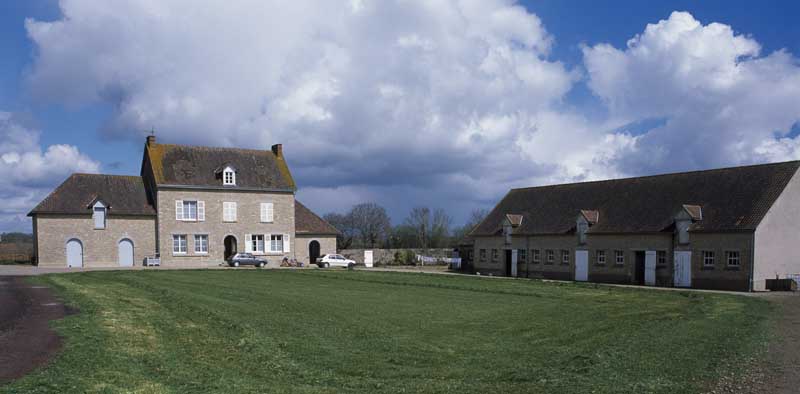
[470,160,800,236]
[29,174,156,216]
[144,142,295,190]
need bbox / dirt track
[0,276,72,383]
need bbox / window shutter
[260,203,267,222]
[197,201,205,221]
[231,202,237,222]
[175,200,183,220]
[245,234,251,252]
[283,233,290,253]
[266,203,274,222]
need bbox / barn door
[644,250,656,286]
[674,251,692,287]
[66,239,83,268]
[118,239,134,267]
[575,250,588,281]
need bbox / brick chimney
[146,135,156,146]
[271,144,282,157]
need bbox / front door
[66,239,83,268]
[575,250,588,281]
[118,239,134,267]
[309,241,321,265]
[674,251,692,287]
[634,251,646,285]
[224,236,237,261]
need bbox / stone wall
[295,235,337,265]
[156,189,295,267]
[34,214,156,268]
[339,248,456,265]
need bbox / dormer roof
[580,210,599,224]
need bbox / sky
[1,0,799,232]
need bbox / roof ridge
[153,142,277,155]
[72,173,143,179]
[511,160,800,192]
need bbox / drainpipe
[748,232,755,292]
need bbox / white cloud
[0,112,100,231]
[583,11,800,173]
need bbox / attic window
[93,201,106,229]
[223,167,236,186]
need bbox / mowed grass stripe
[2,270,772,394]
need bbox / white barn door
[644,250,656,286]
[575,250,588,281]
[118,239,134,267]
[674,251,692,287]
[511,249,518,277]
[66,239,83,268]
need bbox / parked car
[228,253,268,268]
[316,254,356,268]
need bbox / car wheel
[234,262,239,267]
[348,263,355,269]
[259,262,265,268]
[324,262,330,268]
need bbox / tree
[405,207,431,249]
[452,208,489,241]
[323,212,356,249]
[349,203,392,248]
[430,208,452,248]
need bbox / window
[260,202,274,223]
[561,250,570,265]
[546,250,555,264]
[223,202,237,222]
[93,202,106,229]
[223,167,236,186]
[518,249,527,262]
[270,234,283,253]
[194,235,208,254]
[176,200,204,221]
[251,234,265,253]
[491,249,499,262]
[596,250,606,265]
[479,249,487,262]
[703,251,715,267]
[657,250,667,266]
[615,250,625,265]
[172,235,187,254]
[531,249,540,264]
[726,251,740,267]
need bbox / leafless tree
[323,212,356,249]
[430,208,452,248]
[350,203,392,248]
[405,206,431,249]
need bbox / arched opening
[118,238,134,267]
[309,240,321,265]
[66,239,83,268]
[224,235,238,261]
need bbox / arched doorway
[118,239,134,267]
[224,235,238,261]
[308,240,321,265]
[66,239,83,268]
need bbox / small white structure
[364,250,374,268]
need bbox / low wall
[339,248,455,265]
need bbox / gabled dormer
[576,210,599,244]
[675,204,702,244]
[88,197,109,229]
[502,214,523,244]
[214,163,237,186]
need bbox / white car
[316,254,356,268]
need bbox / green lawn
[3,270,773,393]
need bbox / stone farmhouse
[29,136,338,268]
[468,160,800,291]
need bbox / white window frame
[703,250,715,267]
[546,249,554,264]
[172,234,187,255]
[518,249,526,262]
[615,250,625,265]
[176,200,204,221]
[223,202,237,222]
[596,250,606,265]
[479,249,486,262]
[270,234,283,253]
[251,234,265,253]
[561,250,570,265]
[260,202,274,223]
[532,249,540,263]
[194,234,208,254]
[657,250,667,266]
[491,249,498,262]
[726,251,740,267]
[223,167,236,186]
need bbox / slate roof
[471,160,800,236]
[144,142,295,190]
[29,174,156,216]
[295,201,340,235]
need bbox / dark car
[228,253,268,268]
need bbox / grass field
[3,270,774,393]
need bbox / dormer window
[93,201,106,229]
[223,167,236,186]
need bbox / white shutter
[231,202,237,222]
[260,203,267,222]
[175,200,183,220]
[244,234,251,252]
[197,201,205,221]
[283,233,290,253]
[266,203,274,222]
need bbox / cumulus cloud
[0,112,100,231]
[24,0,636,221]
[583,11,800,173]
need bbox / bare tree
[404,207,431,249]
[323,212,356,249]
[350,203,392,248]
[452,208,489,241]
[430,208,452,247]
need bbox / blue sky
[1,0,799,232]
